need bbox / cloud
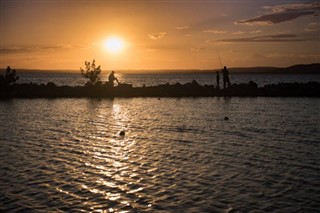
[203,30,227,34]
[305,22,320,31]
[236,2,320,25]
[231,30,263,35]
[264,3,320,13]
[232,31,246,35]
[305,27,319,32]
[217,34,304,42]
[1,47,30,53]
[237,11,315,25]
[191,47,205,51]
[250,30,263,34]
[148,32,167,40]
[1,44,76,54]
[175,26,189,30]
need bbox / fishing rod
[217,51,223,70]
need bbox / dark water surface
[0,98,319,212]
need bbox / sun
[103,37,124,53]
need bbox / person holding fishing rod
[108,70,120,87]
[222,66,231,89]
[217,53,231,89]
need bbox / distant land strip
[1,63,320,74]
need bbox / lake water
[1,97,319,212]
[16,72,320,87]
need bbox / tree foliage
[80,60,101,86]
[0,66,19,86]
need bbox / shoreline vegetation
[1,63,320,99]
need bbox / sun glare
[103,37,124,53]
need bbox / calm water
[16,72,320,87]
[1,98,319,212]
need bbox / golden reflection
[112,103,122,120]
[80,100,154,209]
[56,187,84,200]
[97,179,119,194]
[111,102,131,138]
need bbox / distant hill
[268,63,320,74]
[228,67,277,74]
[149,64,320,74]
[227,63,320,74]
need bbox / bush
[80,60,102,86]
[0,66,19,86]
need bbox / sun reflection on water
[78,100,153,211]
[1,98,319,211]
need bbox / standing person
[222,66,231,89]
[108,71,120,87]
[216,71,220,89]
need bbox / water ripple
[1,98,320,212]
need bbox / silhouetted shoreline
[5,63,320,74]
[1,81,320,99]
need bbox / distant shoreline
[1,63,319,75]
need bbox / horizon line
[1,63,319,73]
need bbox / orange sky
[1,0,319,71]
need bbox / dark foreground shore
[1,81,320,99]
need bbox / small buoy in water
[119,130,125,136]
[224,116,229,120]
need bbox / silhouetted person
[216,71,220,89]
[108,71,120,86]
[222,66,231,89]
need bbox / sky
[1,0,319,71]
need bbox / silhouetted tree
[80,59,101,86]
[0,66,19,86]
